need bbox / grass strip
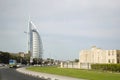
[27,66,120,80]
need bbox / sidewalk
[16,67,85,80]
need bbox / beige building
[79,46,120,64]
[61,46,120,69]
[19,52,25,58]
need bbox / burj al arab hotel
[29,21,43,63]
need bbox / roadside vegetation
[91,64,120,72]
[0,51,29,64]
[27,66,120,80]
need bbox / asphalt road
[0,67,46,80]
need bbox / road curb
[16,67,84,80]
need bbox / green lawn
[27,66,120,80]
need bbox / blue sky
[0,0,120,60]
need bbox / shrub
[91,64,120,72]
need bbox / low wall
[79,63,91,69]
[61,62,91,69]
[61,62,79,68]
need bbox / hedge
[91,64,120,72]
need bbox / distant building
[79,46,120,69]
[19,52,25,58]
[61,46,120,69]
[29,21,43,63]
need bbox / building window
[117,58,120,63]
[108,59,111,63]
[108,52,110,56]
[117,54,119,57]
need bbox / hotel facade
[61,46,120,69]
[79,46,120,68]
[29,21,43,63]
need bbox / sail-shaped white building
[29,21,43,63]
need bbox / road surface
[0,67,46,80]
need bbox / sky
[0,0,120,60]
